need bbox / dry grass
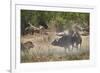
[21,32,89,63]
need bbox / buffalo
[52,30,82,53]
[72,31,82,49]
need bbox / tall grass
[21,32,89,63]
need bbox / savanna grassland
[21,32,89,63]
[21,10,90,63]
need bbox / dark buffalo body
[72,32,82,48]
[52,31,82,49]
[52,35,73,49]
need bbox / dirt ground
[21,32,89,63]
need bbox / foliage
[21,10,89,32]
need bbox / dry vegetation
[21,32,89,63]
[21,10,90,63]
